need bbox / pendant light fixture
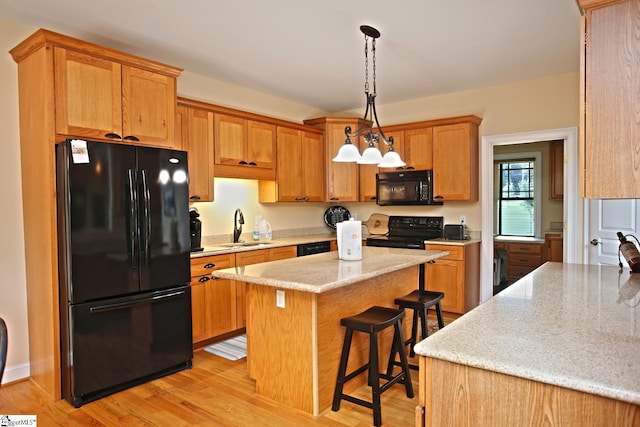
[332,25,405,168]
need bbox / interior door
[587,199,640,266]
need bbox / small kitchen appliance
[190,208,203,252]
[444,224,467,240]
[376,170,443,206]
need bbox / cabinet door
[247,120,276,169]
[358,134,379,202]
[276,127,304,201]
[325,122,359,202]
[207,277,237,337]
[268,246,297,261]
[214,114,247,165]
[122,65,176,147]
[186,107,214,202]
[433,122,478,201]
[404,127,433,170]
[54,48,122,139]
[302,131,324,202]
[582,1,640,198]
[549,140,564,200]
[190,278,208,343]
[425,259,464,314]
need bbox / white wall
[1,19,580,383]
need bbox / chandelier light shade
[332,25,405,168]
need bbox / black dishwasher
[297,241,331,256]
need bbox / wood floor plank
[0,348,419,426]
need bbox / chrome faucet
[233,209,244,243]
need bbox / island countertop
[212,246,448,293]
[414,262,640,405]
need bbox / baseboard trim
[1,361,30,385]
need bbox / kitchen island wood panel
[415,263,640,426]
[214,247,447,416]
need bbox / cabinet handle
[406,166,415,170]
[189,195,201,201]
[123,135,140,142]
[104,132,122,139]
[370,196,376,200]
[198,276,210,283]
[330,197,339,201]
[303,196,309,201]
[204,263,215,269]
[248,162,257,166]
[239,160,248,165]
[433,195,444,201]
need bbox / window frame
[494,151,542,238]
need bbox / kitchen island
[414,262,640,426]
[212,246,448,416]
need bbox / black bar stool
[332,306,413,427]
[393,290,445,361]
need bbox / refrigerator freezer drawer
[62,286,193,407]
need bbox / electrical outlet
[460,215,466,224]
[276,289,285,308]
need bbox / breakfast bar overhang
[213,246,448,416]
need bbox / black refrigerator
[56,139,193,407]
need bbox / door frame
[480,127,582,303]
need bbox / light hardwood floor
[0,349,419,426]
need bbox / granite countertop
[425,238,481,246]
[191,234,337,258]
[212,246,448,293]
[414,262,640,405]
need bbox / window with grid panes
[497,160,535,236]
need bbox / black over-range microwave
[376,170,443,206]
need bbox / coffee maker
[189,208,203,252]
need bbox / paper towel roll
[337,219,362,261]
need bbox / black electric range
[366,216,443,250]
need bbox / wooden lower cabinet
[545,233,563,262]
[507,242,544,282]
[190,254,236,344]
[425,243,480,314]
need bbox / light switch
[276,289,285,308]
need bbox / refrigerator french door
[56,139,193,407]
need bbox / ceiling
[1,0,582,113]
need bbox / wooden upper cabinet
[358,135,379,202]
[404,127,433,170]
[54,48,176,148]
[247,120,276,169]
[214,114,246,165]
[176,103,214,202]
[304,117,360,202]
[261,127,323,202]
[121,66,175,147]
[549,140,564,200]
[432,119,480,202]
[54,48,122,139]
[580,0,640,198]
[214,114,276,180]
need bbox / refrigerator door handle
[89,290,188,314]
[140,169,151,266]
[127,169,138,268]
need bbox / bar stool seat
[394,290,445,359]
[332,306,413,427]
